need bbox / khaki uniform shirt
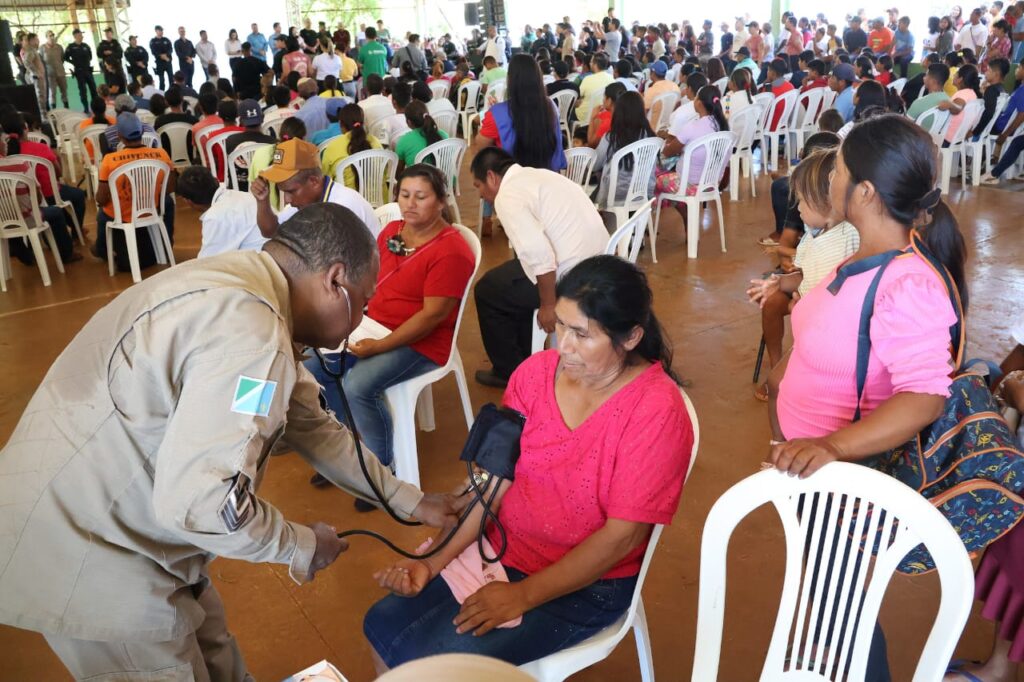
[0,250,423,642]
[42,42,64,74]
[23,47,45,82]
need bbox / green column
[772,0,786,36]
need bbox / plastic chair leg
[123,227,142,284]
[27,232,52,287]
[749,156,757,198]
[390,386,421,488]
[686,200,700,259]
[729,156,739,202]
[648,203,660,264]
[106,224,116,277]
[0,240,9,292]
[448,194,462,226]
[633,599,656,682]
[971,145,983,186]
[452,353,474,431]
[415,387,436,432]
[531,310,546,354]
[940,149,952,195]
[715,198,726,253]
[42,228,64,274]
[157,220,176,266]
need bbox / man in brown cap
[252,137,379,238]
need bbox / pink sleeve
[871,271,957,397]
[501,351,550,417]
[605,384,693,525]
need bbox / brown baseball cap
[259,138,320,184]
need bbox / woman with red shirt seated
[363,255,693,672]
[305,164,474,476]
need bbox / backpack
[854,231,1024,574]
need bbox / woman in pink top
[364,255,693,672]
[938,63,981,143]
[767,115,968,682]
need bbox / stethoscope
[314,283,506,562]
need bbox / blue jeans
[992,135,1024,178]
[363,565,637,668]
[303,346,437,467]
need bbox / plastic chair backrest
[550,89,579,125]
[198,123,225,166]
[457,80,482,114]
[488,80,507,104]
[59,113,88,139]
[26,131,52,147]
[374,202,402,226]
[157,122,193,167]
[333,149,398,207]
[136,110,156,126]
[369,118,390,147]
[446,223,482,365]
[753,93,775,135]
[433,111,459,138]
[605,197,654,263]
[6,155,59,203]
[78,124,108,168]
[0,172,44,232]
[205,135,229,180]
[676,131,733,197]
[227,142,271,191]
[140,131,161,149]
[889,77,907,95]
[107,159,171,226]
[713,76,729,94]
[317,138,337,157]
[769,89,801,133]
[563,147,597,186]
[820,87,837,110]
[414,138,467,193]
[690,462,974,682]
[605,137,665,212]
[976,93,1009,140]
[261,119,280,137]
[730,106,760,153]
[429,80,451,100]
[795,87,826,129]
[917,105,952,138]
[948,99,985,147]
[648,91,679,131]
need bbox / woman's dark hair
[286,36,300,52]
[603,81,627,104]
[505,53,558,169]
[555,255,678,382]
[705,57,726,83]
[989,58,1010,78]
[877,55,893,72]
[411,80,432,103]
[286,71,301,92]
[685,73,708,97]
[853,80,889,120]
[817,108,845,133]
[217,78,235,98]
[339,104,371,154]
[928,16,941,34]
[855,55,875,80]
[842,115,968,310]
[149,93,168,117]
[322,74,337,91]
[397,163,451,220]
[956,63,981,96]
[272,85,291,108]
[606,91,653,170]
[400,61,416,80]
[993,19,1011,34]
[0,110,25,155]
[696,85,729,131]
[730,67,755,102]
[945,51,963,67]
[89,96,107,124]
[279,116,306,141]
[403,100,442,145]
[470,146,515,181]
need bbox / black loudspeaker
[0,20,13,53]
[0,85,41,123]
[464,3,479,26]
[0,20,14,86]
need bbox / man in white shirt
[956,8,988,52]
[177,166,267,257]
[251,139,380,239]
[195,30,217,80]
[470,147,607,388]
[358,73,396,127]
[482,25,507,66]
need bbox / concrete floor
[1,151,1022,682]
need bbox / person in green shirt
[479,55,507,93]
[907,63,951,130]
[358,26,389,79]
[394,100,448,171]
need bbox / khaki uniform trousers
[44,583,253,682]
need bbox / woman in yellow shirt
[321,103,383,189]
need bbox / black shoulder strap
[853,250,902,422]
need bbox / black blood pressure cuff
[459,403,525,480]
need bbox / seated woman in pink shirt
[937,63,981,145]
[767,114,968,681]
[364,255,693,672]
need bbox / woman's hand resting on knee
[374,558,433,597]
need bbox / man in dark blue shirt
[150,26,174,89]
[174,26,196,88]
[64,29,97,111]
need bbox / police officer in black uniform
[125,35,149,85]
[173,26,196,88]
[96,27,124,86]
[64,28,97,111]
[150,25,174,90]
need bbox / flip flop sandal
[946,659,985,682]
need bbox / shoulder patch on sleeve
[232,376,277,417]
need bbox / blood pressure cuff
[459,403,525,480]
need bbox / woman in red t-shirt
[364,256,693,672]
[305,164,474,480]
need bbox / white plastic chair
[456,80,483,141]
[261,119,281,138]
[789,87,827,158]
[373,202,402,227]
[603,137,664,261]
[5,155,85,245]
[105,159,175,284]
[433,110,459,138]
[77,124,108,198]
[333,149,399,208]
[227,142,272,191]
[888,77,907,96]
[761,89,800,172]
[915,106,952,146]
[542,74,555,85]
[550,90,579,141]
[690,462,975,682]
[520,387,700,682]
[429,80,451,101]
[654,131,733,260]
[56,112,88,183]
[415,138,468,225]
[195,123,225,168]
[317,138,337,157]
[713,76,729,94]
[183,96,199,114]
[965,92,1009,184]
[563,147,597,187]
[729,106,761,202]
[820,88,837,110]
[369,118,390,147]
[157,122,194,169]
[140,131,161,149]
[647,91,680,133]
[382,223,480,488]
[136,109,156,126]
[487,80,507,106]
[203,134,231,185]
[939,99,985,195]
[605,197,655,263]
[0,172,65,291]
[26,131,52,146]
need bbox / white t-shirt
[359,94,396,126]
[312,53,342,80]
[277,180,381,238]
[381,112,411,145]
[668,100,698,137]
[198,188,267,258]
[426,98,456,117]
[225,39,243,57]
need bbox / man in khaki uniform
[0,203,457,681]
[22,33,48,114]
[42,31,69,110]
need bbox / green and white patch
[232,376,277,417]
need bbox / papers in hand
[321,315,391,354]
[283,659,349,682]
